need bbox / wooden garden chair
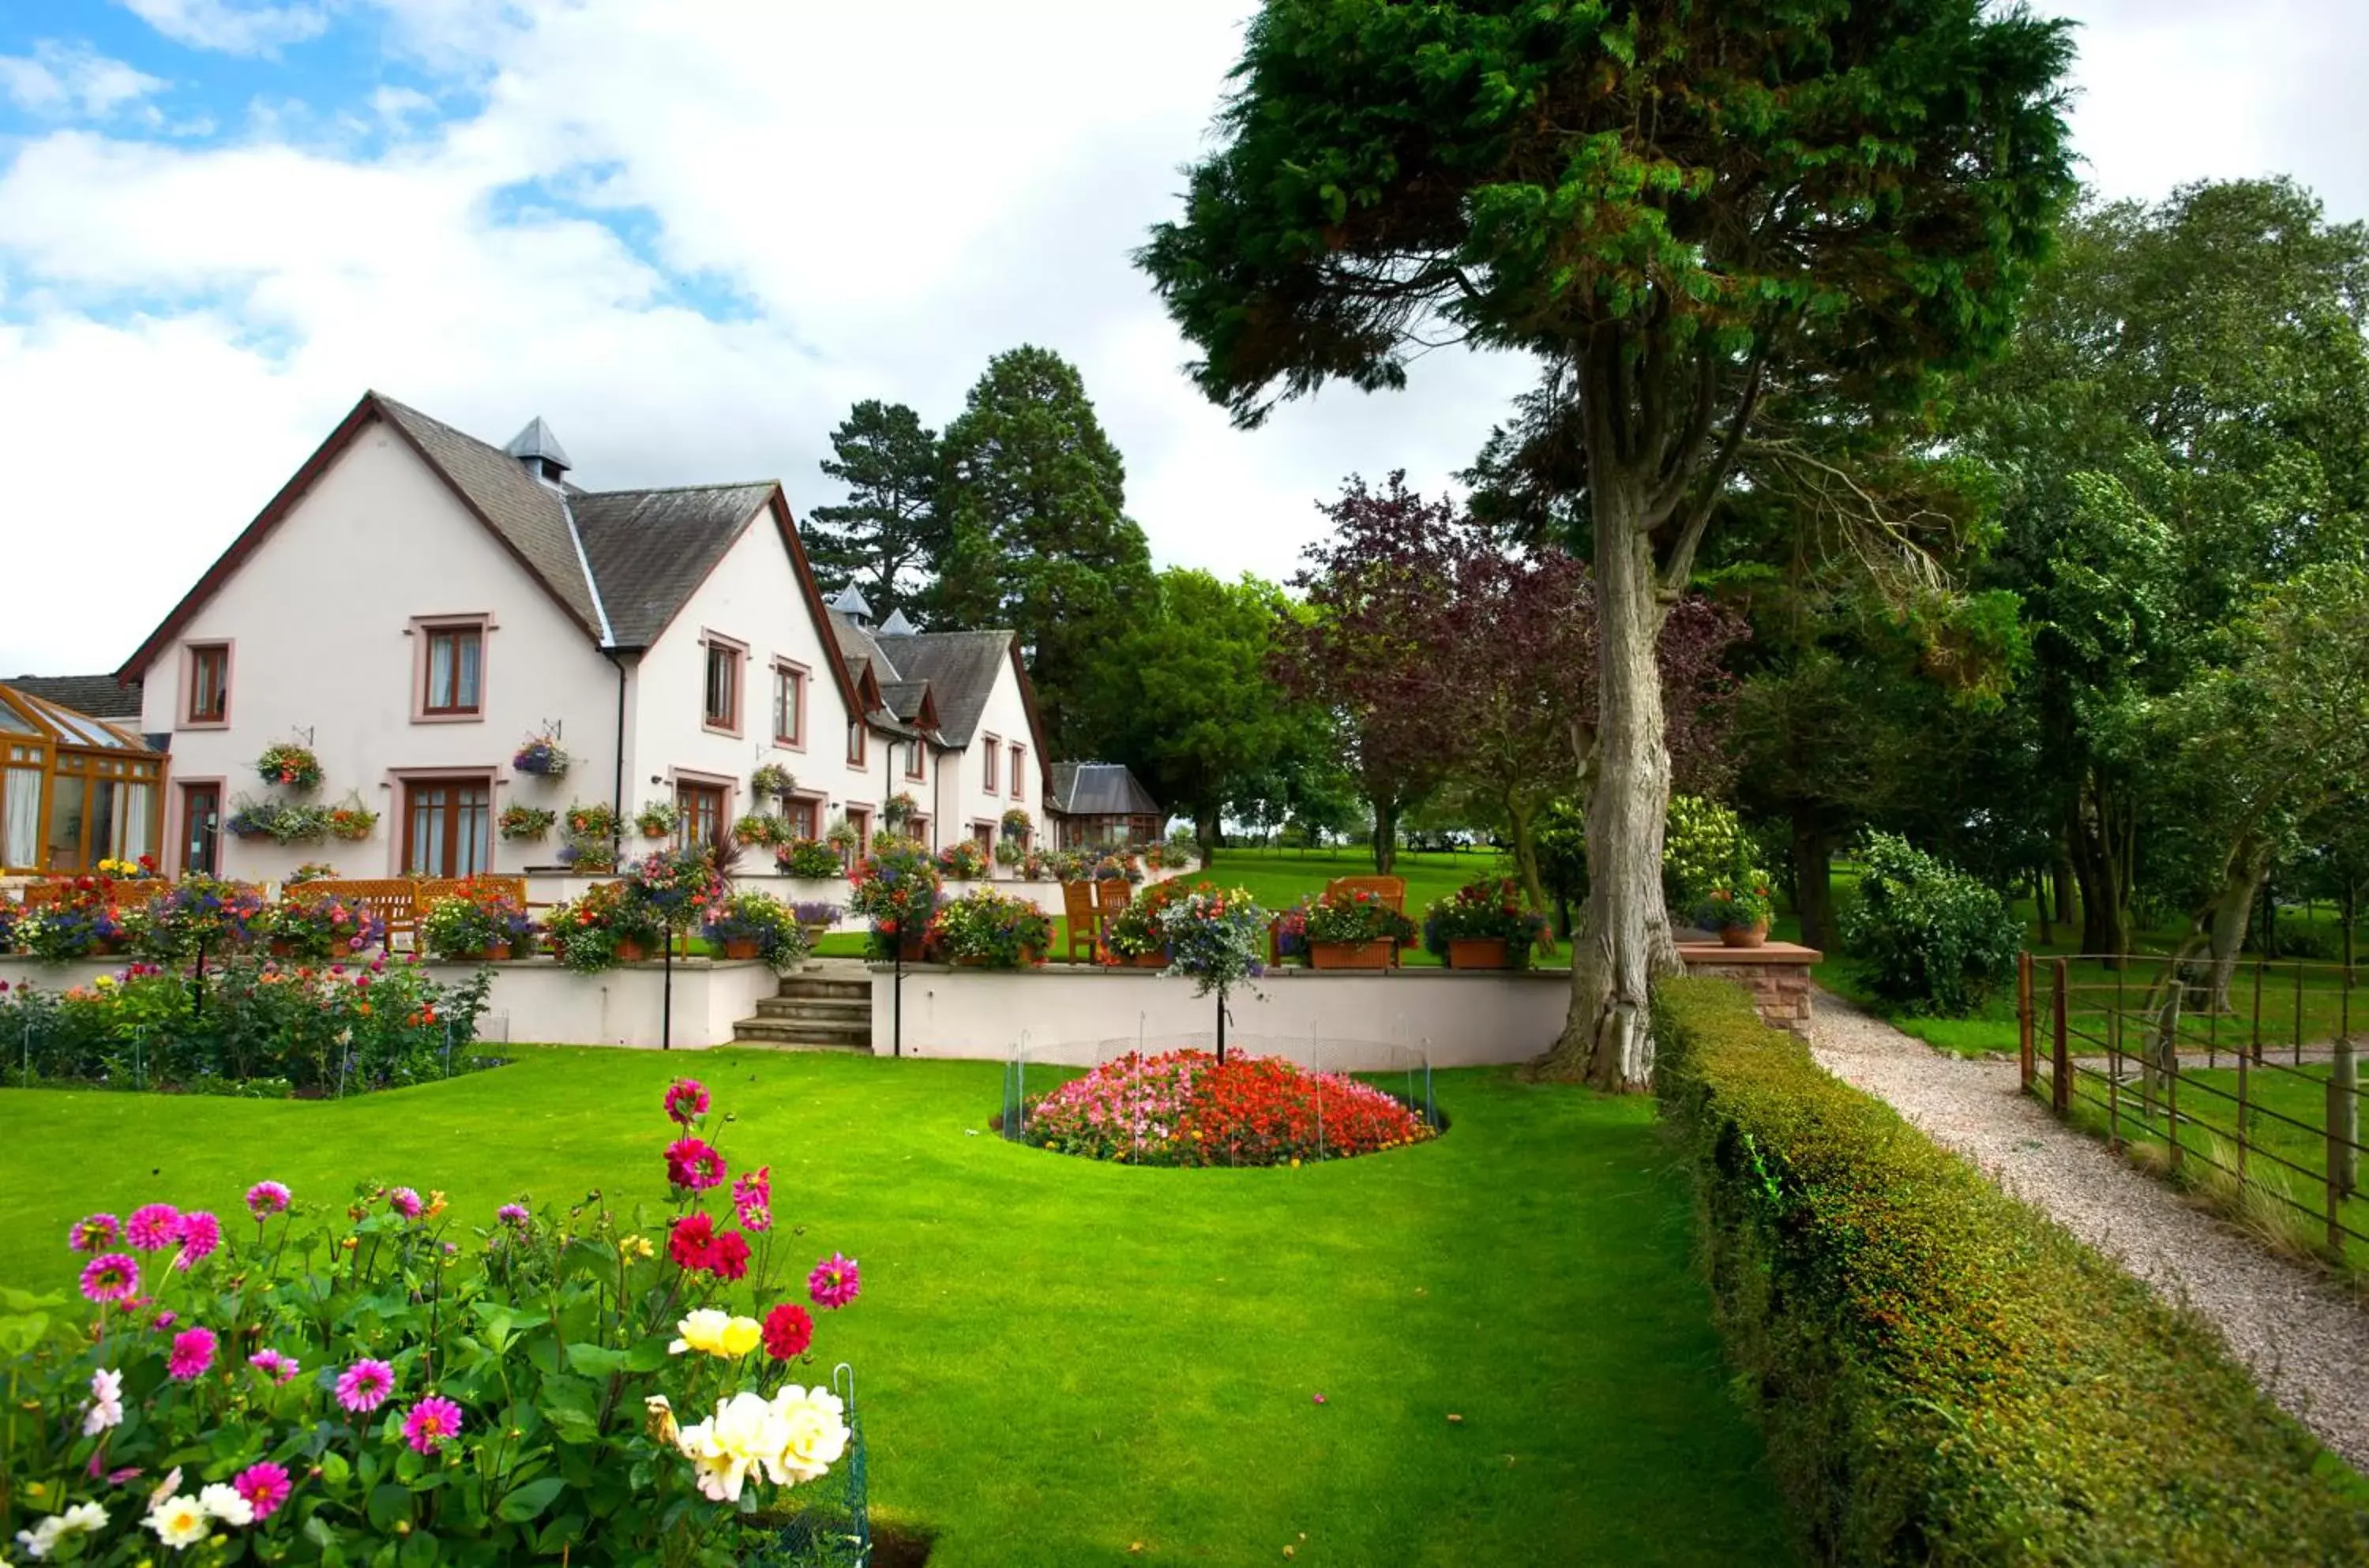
[1324,875,1410,967]
[1061,880,1101,963]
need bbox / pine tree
[805,400,945,621]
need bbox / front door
[404,780,492,877]
[676,782,727,853]
[182,784,221,876]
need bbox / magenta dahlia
[807,1252,862,1310]
[167,1327,217,1382]
[401,1395,464,1454]
[125,1203,181,1251]
[335,1359,395,1413]
[78,1252,138,1306]
[663,1137,726,1191]
[68,1213,121,1253]
[663,1077,711,1125]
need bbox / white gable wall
[134,422,618,881]
[943,649,1043,852]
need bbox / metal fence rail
[2019,952,2365,1262]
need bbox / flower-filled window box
[499,805,557,842]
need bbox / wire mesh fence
[2020,951,2366,1266]
[756,1364,873,1566]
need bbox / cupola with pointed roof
[878,607,917,637]
[828,583,873,627]
[504,418,573,484]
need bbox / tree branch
[1656,343,1769,595]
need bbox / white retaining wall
[519,867,1181,933]
[865,964,1572,1068]
[0,956,779,1051]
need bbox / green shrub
[1653,977,2369,1567]
[1662,793,1751,911]
[1838,831,2020,1015]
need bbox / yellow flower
[768,1384,851,1484]
[669,1308,761,1359]
[674,1392,793,1502]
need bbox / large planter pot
[1309,939,1393,971]
[614,937,651,963]
[1446,937,1511,970]
[1124,951,1166,970]
[1718,921,1770,949]
[797,922,832,950]
[722,937,760,962]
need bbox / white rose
[768,1384,850,1484]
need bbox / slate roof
[870,630,1013,748]
[878,681,932,722]
[1050,762,1162,819]
[7,674,141,721]
[573,483,775,648]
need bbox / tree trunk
[1788,807,1833,952]
[1539,494,1679,1090]
[1506,795,1548,916]
[2053,846,2077,926]
[1368,796,1398,875]
[2068,778,2134,961]
[2033,866,2054,947]
[1195,803,1221,866]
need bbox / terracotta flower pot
[1446,937,1510,970]
[642,824,670,839]
[1309,939,1393,971]
[1126,951,1166,970]
[723,937,760,961]
[1718,921,1770,949]
[488,941,512,962]
[614,937,651,962]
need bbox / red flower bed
[1025,1049,1437,1166]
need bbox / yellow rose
[670,1308,763,1359]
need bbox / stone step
[731,1019,872,1051]
[777,976,870,1002]
[752,996,871,1022]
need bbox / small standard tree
[1141,0,2075,1086]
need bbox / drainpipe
[603,650,634,867]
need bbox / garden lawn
[0,1050,1786,1567]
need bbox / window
[677,781,728,850]
[846,806,872,847]
[982,737,1000,792]
[772,663,806,747]
[847,720,865,766]
[972,821,994,853]
[908,815,929,847]
[186,644,230,726]
[783,796,820,841]
[403,779,493,877]
[904,739,925,780]
[703,640,743,733]
[423,625,484,716]
[1008,745,1025,801]
[180,783,221,876]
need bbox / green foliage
[775,839,848,880]
[1661,795,1751,913]
[545,882,663,973]
[928,888,1052,968]
[1654,977,2369,1566]
[1691,876,1774,934]
[933,346,1152,756]
[1839,833,2020,1015]
[806,399,946,621]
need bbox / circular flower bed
[1023,1050,1437,1166]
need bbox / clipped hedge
[1654,976,2369,1567]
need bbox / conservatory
[0,681,166,875]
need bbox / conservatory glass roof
[0,684,156,753]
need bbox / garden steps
[730,965,873,1052]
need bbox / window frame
[674,776,732,852]
[847,718,866,767]
[398,773,496,878]
[1008,744,1026,801]
[904,737,926,781]
[175,778,226,877]
[981,735,1001,793]
[411,616,490,725]
[770,659,809,750]
[701,632,746,737]
[182,642,232,730]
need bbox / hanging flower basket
[326,799,379,842]
[750,763,798,801]
[256,743,323,793]
[636,801,681,840]
[512,736,572,778]
[500,805,557,842]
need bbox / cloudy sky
[2,0,2364,674]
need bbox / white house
[111,391,1054,882]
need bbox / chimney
[504,418,573,485]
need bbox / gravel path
[1808,992,2369,1470]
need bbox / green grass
[0,1052,1788,1566]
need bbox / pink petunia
[807,1252,862,1310]
[167,1326,216,1381]
[245,1181,291,1221]
[126,1204,181,1251]
[68,1213,121,1253]
[401,1395,464,1454]
[232,1461,293,1521]
[78,1252,138,1305]
[663,1078,710,1125]
[335,1359,395,1413]
[172,1210,222,1268]
[250,1349,300,1384]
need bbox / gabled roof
[573,482,775,648]
[7,674,141,721]
[869,630,1015,748]
[1050,762,1162,818]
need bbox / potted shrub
[285,861,336,887]
[993,839,1023,870]
[1018,848,1050,881]
[776,838,849,880]
[1421,878,1548,970]
[824,816,861,860]
[264,887,386,962]
[1101,880,1198,969]
[512,733,571,778]
[1000,807,1033,842]
[255,741,323,792]
[623,848,724,955]
[546,880,663,970]
[936,839,990,882]
[419,880,535,962]
[1303,887,1417,970]
[750,762,797,801]
[636,800,681,840]
[1157,885,1268,1060]
[565,801,618,840]
[1695,876,1776,948]
[499,804,557,842]
[790,899,843,950]
[929,887,1053,968]
[702,891,807,966]
[848,840,943,962]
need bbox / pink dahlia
[78,1252,138,1306]
[335,1359,395,1414]
[387,1187,424,1221]
[232,1461,293,1521]
[663,1077,710,1125]
[245,1181,291,1220]
[663,1137,726,1191]
[401,1395,464,1454]
[172,1210,222,1268]
[732,1165,772,1233]
[250,1349,299,1384]
[669,1213,719,1271]
[126,1203,181,1251]
[707,1229,752,1282]
[808,1252,862,1310]
[69,1212,121,1252]
[167,1326,217,1381]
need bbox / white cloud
[116,0,329,56]
[0,41,167,118]
[2,0,2366,673]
